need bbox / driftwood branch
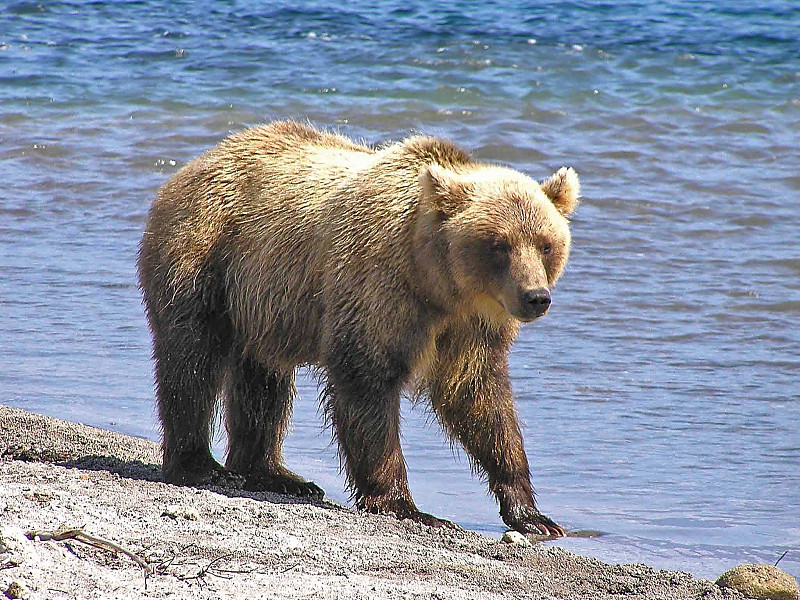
[25,528,152,576]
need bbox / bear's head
[419,164,579,323]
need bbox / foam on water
[1,0,798,579]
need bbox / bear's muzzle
[518,287,551,321]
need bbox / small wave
[712,122,772,135]
[727,301,800,314]
[6,1,48,15]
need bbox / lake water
[1,0,798,580]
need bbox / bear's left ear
[540,167,580,217]
[419,164,472,218]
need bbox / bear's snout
[519,288,551,320]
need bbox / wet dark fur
[138,121,577,535]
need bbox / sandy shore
[0,405,742,599]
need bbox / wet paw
[502,504,565,538]
[202,467,246,489]
[358,496,461,530]
[404,510,462,530]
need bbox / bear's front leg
[429,321,565,537]
[323,329,457,529]
[225,357,324,499]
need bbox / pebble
[501,531,530,546]
[4,581,29,600]
[716,563,799,600]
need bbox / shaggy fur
[138,121,579,535]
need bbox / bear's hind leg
[225,356,323,499]
[152,324,241,488]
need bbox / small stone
[716,563,799,600]
[4,581,29,600]
[501,530,530,546]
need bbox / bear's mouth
[499,303,548,323]
[514,310,548,324]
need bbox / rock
[716,563,799,600]
[4,581,29,600]
[501,530,530,546]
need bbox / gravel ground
[0,404,743,600]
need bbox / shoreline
[0,404,741,599]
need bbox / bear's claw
[244,473,325,500]
[502,504,565,538]
[357,496,462,530]
[403,510,462,530]
[524,513,565,537]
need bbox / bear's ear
[540,167,580,216]
[419,164,471,218]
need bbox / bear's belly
[231,294,324,369]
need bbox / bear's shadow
[56,453,348,511]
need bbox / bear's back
[215,123,378,365]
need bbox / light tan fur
[138,120,579,535]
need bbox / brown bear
[138,121,579,536]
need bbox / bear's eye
[541,243,552,256]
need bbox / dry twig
[25,528,152,576]
[178,552,253,584]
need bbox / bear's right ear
[419,164,471,218]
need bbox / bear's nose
[520,288,551,317]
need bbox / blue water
[1,0,799,581]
